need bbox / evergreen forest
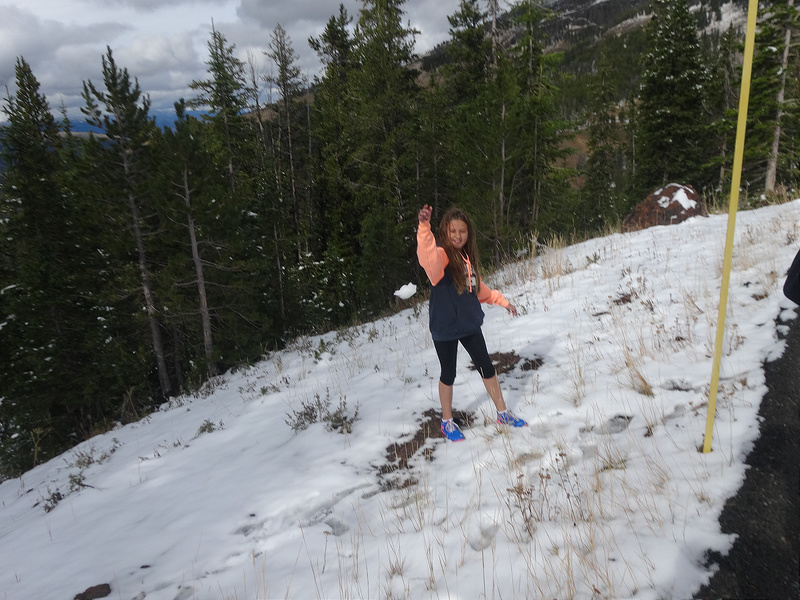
[1,0,798,478]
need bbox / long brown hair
[438,207,481,294]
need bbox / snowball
[393,283,417,300]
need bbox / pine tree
[584,50,626,229]
[764,0,798,191]
[440,0,514,259]
[265,24,309,258]
[189,27,254,194]
[305,6,362,328]
[346,0,422,314]
[636,0,709,195]
[188,29,286,349]
[157,101,219,378]
[509,0,575,237]
[459,52,521,259]
[82,47,173,397]
[309,5,356,248]
[704,24,741,195]
[432,0,491,219]
[745,0,799,193]
[0,58,134,474]
[0,58,72,472]
[443,0,491,106]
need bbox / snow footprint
[466,520,499,551]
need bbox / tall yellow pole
[703,0,759,454]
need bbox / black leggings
[434,331,496,386]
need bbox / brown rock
[622,183,708,232]
[74,583,111,600]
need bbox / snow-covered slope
[1,200,798,600]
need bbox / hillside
[1,199,797,600]
[420,0,749,118]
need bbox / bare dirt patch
[469,350,544,375]
[377,408,477,490]
[377,352,543,489]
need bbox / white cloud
[86,0,219,10]
[0,6,127,89]
[115,32,200,79]
[2,0,461,119]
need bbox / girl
[417,204,527,441]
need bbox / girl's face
[447,219,469,250]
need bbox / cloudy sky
[1,0,462,120]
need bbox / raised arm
[416,205,447,285]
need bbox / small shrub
[43,487,63,513]
[68,472,87,493]
[323,397,359,434]
[196,375,227,399]
[70,449,95,470]
[293,336,314,357]
[98,439,121,463]
[507,476,538,538]
[314,339,336,361]
[194,419,223,438]
[285,396,327,432]
[285,389,358,434]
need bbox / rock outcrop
[622,183,708,232]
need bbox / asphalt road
[694,310,800,600]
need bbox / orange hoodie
[416,221,510,307]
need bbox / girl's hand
[505,304,518,317]
[418,205,432,223]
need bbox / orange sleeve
[417,221,448,285]
[477,281,510,307]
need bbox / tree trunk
[764,0,793,193]
[183,167,217,376]
[497,101,507,263]
[283,95,301,258]
[489,0,499,72]
[274,223,287,328]
[718,136,728,193]
[172,326,185,391]
[221,109,236,193]
[306,92,315,237]
[247,52,270,159]
[127,191,172,396]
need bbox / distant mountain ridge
[0,110,206,175]
[538,0,745,47]
[542,0,653,41]
[66,110,206,133]
[0,109,205,133]
[422,0,746,76]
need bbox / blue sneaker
[497,410,527,427]
[441,419,465,442]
